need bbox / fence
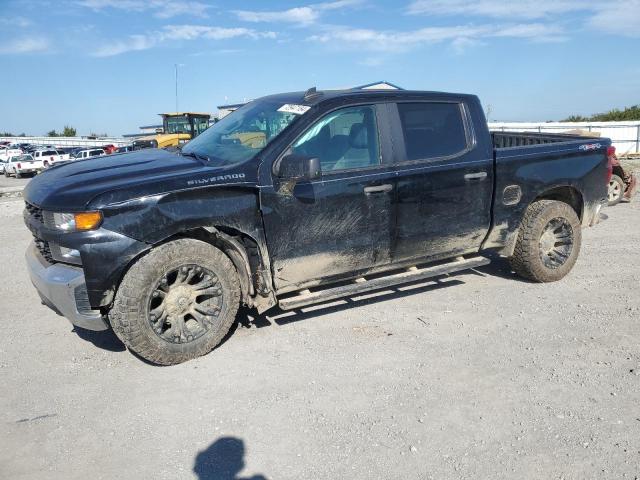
[4,121,640,156]
[0,136,130,148]
[489,121,640,156]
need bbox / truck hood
[24,149,237,211]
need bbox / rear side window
[89,150,102,156]
[397,102,468,161]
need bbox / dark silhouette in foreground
[194,437,267,480]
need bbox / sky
[0,0,639,137]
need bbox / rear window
[89,150,103,156]
[42,150,57,155]
[397,102,468,161]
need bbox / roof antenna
[304,87,322,102]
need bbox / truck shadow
[470,253,535,283]
[238,275,466,329]
[72,326,126,352]
[70,256,527,360]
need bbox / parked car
[33,149,69,168]
[0,159,6,174]
[0,146,23,161]
[72,148,106,160]
[114,145,134,153]
[607,149,637,205]
[102,144,117,154]
[23,87,610,365]
[4,154,41,178]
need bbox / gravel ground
[0,198,639,480]
[0,175,31,189]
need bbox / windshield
[182,99,303,165]
[165,116,191,135]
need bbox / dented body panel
[23,89,610,319]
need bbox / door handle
[364,184,393,194]
[464,171,487,181]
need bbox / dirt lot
[0,197,639,480]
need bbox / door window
[292,105,380,173]
[397,102,468,160]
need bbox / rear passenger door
[391,101,493,263]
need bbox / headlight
[52,211,103,231]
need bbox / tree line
[0,125,109,137]
[562,105,640,122]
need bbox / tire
[110,239,240,365]
[509,200,582,282]
[607,174,625,206]
[15,171,22,179]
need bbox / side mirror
[277,154,321,181]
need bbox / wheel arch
[533,185,584,221]
[106,225,277,314]
[494,184,584,258]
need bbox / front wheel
[110,239,240,365]
[509,200,582,282]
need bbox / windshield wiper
[181,151,210,163]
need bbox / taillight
[606,146,615,183]
[17,163,21,169]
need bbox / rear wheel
[110,239,240,365]
[608,174,624,206]
[15,171,22,179]
[509,200,582,282]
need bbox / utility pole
[174,63,178,112]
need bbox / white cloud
[0,16,32,28]
[235,7,320,25]
[587,0,640,37]
[406,0,587,20]
[93,25,276,57]
[308,22,567,52]
[407,0,640,38]
[233,0,361,25]
[93,34,157,57]
[0,37,50,54]
[77,0,212,18]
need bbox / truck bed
[492,131,599,149]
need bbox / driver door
[260,104,396,293]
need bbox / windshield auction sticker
[277,104,311,115]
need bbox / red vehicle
[607,147,637,206]
[102,144,117,155]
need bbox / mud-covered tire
[509,200,582,283]
[110,239,240,365]
[607,174,624,206]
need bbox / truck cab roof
[258,88,479,107]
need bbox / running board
[278,256,490,311]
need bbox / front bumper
[25,243,109,331]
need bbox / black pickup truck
[23,88,611,364]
